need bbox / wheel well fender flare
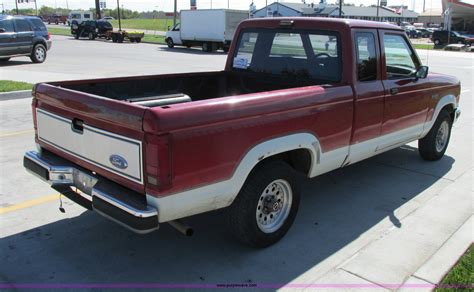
[421,94,457,138]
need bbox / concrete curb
[0,90,32,101]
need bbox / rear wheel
[30,44,47,63]
[418,110,452,161]
[166,38,174,48]
[225,161,301,247]
[136,38,141,43]
[88,32,95,40]
[202,42,211,52]
[74,34,79,39]
[434,39,441,46]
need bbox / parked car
[432,30,474,46]
[67,11,94,26]
[416,28,432,38]
[71,20,97,40]
[101,16,114,20]
[24,18,461,247]
[0,15,51,63]
[96,20,113,38]
[46,14,67,25]
[405,27,421,38]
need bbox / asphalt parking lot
[0,36,472,289]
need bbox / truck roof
[241,17,403,31]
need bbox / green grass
[48,27,71,36]
[413,44,434,50]
[0,80,33,93]
[141,34,166,44]
[436,245,473,291]
[110,18,173,31]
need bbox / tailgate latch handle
[71,118,84,134]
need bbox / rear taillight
[32,97,38,132]
[145,134,172,193]
[47,32,51,40]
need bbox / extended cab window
[383,34,419,79]
[233,29,341,83]
[355,32,377,81]
[14,19,31,32]
[0,19,14,32]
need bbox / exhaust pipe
[168,220,194,237]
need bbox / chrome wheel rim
[256,179,292,234]
[435,121,449,152]
[35,47,45,61]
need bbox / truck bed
[53,71,320,106]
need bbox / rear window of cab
[233,28,342,83]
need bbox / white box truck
[165,9,248,52]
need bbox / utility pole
[34,0,38,15]
[95,0,101,19]
[15,0,19,15]
[117,0,121,31]
[173,0,177,27]
[423,0,426,12]
[376,0,379,21]
[339,0,343,18]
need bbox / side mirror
[415,66,429,79]
[0,28,5,33]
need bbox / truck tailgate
[34,83,147,189]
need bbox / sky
[6,0,466,14]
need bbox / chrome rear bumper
[23,150,159,234]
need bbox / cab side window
[14,19,31,32]
[383,34,419,79]
[0,19,14,32]
[355,32,377,81]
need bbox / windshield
[233,29,342,83]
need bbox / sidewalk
[286,170,473,291]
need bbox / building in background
[251,1,418,24]
[442,0,474,33]
[417,8,443,27]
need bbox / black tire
[202,42,211,52]
[136,38,141,43]
[118,35,124,43]
[0,57,10,62]
[88,32,95,40]
[223,46,230,53]
[166,38,174,48]
[30,44,47,63]
[418,109,453,161]
[225,161,301,248]
[434,39,441,46]
[74,34,79,39]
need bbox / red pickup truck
[24,18,461,247]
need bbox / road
[0,35,227,83]
[0,37,473,289]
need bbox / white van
[67,11,94,26]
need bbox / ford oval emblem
[109,154,128,170]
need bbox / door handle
[389,88,399,95]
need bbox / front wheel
[30,44,47,63]
[225,161,301,248]
[418,110,452,161]
[166,38,174,48]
